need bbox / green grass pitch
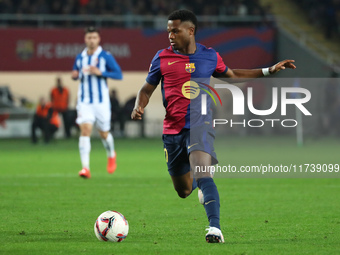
[0,136,339,254]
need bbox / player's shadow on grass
[227,237,320,245]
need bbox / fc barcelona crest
[185,63,196,73]
[16,40,34,61]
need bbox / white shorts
[76,103,111,132]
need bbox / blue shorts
[162,125,218,176]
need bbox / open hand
[270,60,296,74]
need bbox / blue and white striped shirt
[73,46,122,104]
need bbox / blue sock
[197,177,220,229]
[192,177,198,191]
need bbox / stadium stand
[0,0,266,16]
[292,0,340,39]
[0,0,274,28]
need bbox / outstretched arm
[131,82,157,120]
[219,59,296,79]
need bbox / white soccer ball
[94,211,129,242]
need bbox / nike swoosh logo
[187,143,198,149]
[168,61,179,65]
[204,200,216,205]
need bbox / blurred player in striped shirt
[72,27,123,178]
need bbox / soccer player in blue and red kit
[131,10,296,243]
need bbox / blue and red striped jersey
[146,43,228,134]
